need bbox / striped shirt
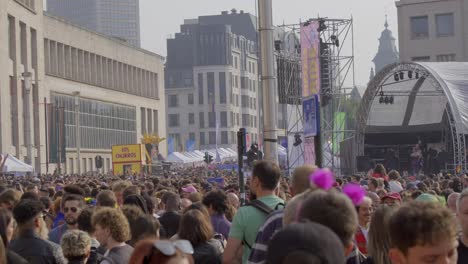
[247,210,284,264]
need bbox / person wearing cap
[181,185,197,199]
[381,193,402,207]
[266,222,345,264]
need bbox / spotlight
[293,133,302,147]
[318,18,327,32]
[394,73,399,82]
[415,71,420,79]
[399,72,404,80]
[389,96,394,104]
[379,96,384,104]
[408,71,413,79]
[331,35,339,47]
[384,96,390,104]
[379,90,384,97]
[275,40,282,51]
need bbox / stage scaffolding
[276,18,356,176]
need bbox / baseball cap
[181,185,197,193]
[381,192,402,202]
[266,222,345,264]
[415,193,439,203]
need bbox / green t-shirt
[228,195,284,263]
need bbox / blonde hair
[112,181,132,193]
[60,230,91,260]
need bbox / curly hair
[60,230,91,261]
[202,190,228,214]
[92,208,131,243]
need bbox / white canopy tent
[1,154,34,174]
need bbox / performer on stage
[410,143,423,175]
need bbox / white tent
[166,152,195,164]
[1,154,34,173]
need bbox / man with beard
[49,194,85,244]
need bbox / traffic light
[204,152,213,164]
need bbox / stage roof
[364,62,468,134]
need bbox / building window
[168,114,180,127]
[188,93,194,105]
[141,107,146,134]
[221,131,228,144]
[208,112,216,128]
[189,132,196,141]
[153,110,158,134]
[198,73,204,104]
[219,72,226,104]
[199,112,205,128]
[436,13,454,37]
[168,95,178,107]
[188,113,195,125]
[411,16,429,39]
[200,132,205,146]
[242,95,250,108]
[436,54,456,62]
[412,56,431,62]
[209,132,216,144]
[207,72,215,101]
[234,57,238,69]
[220,111,228,127]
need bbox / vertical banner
[300,21,321,97]
[303,95,320,137]
[304,137,316,165]
[333,112,346,155]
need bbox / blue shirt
[211,214,231,239]
[48,224,68,244]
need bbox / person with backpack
[223,161,284,264]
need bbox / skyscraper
[46,0,140,47]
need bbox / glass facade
[51,93,137,149]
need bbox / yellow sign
[111,144,143,163]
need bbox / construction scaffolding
[276,18,355,175]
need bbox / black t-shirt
[458,239,468,264]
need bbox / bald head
[291,165,317,196]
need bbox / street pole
[237,128,246,205]
[22,72,32,166]
[73,91,81,174]
[258,0,278,163]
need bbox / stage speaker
[356,156,372,172]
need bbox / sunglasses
[143,240,194,263]
[63,207,78,213]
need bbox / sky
[140,0,400,89]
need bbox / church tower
[372,16,399,74]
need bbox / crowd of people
[0,160,466,263]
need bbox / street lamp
[72,91,81,174]
[22,72,32,166]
